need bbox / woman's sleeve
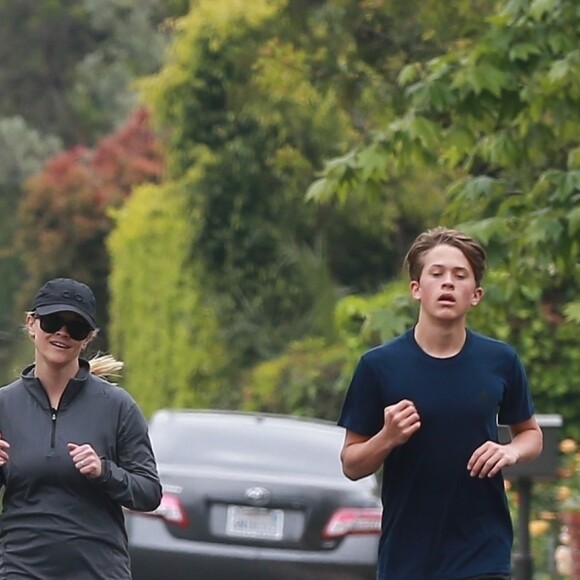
[94,402,162,512]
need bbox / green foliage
[0,117,62,332]
[0,0,187,380]
[0,117,62,186]
[334,280,418,353]
[72,0,182,140]
[119,0,496,411]
[240,338,350,421]
[239,279,419,422]
[0,330,35,387]
[563,301,580,323]
[140,0,425,371]
[309,0,580,435]
[140,0,325,366]
[108,181,228,417]
[0,0,185,146]
[0,0,99,144]
[318,0,580,297]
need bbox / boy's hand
[383,399,421,447]
[467,441,519,478]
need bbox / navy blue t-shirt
[338,328,535,580]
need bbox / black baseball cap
[32,278,97,329]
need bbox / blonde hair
[89,354,124,379]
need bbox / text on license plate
[226,505,284,540]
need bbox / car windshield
[150,412,347,478]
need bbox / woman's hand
[68,442,102,478]
[0,433,10,466]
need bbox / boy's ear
[471,287,484,306]
[410,280,421,301]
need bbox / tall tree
[0,118,61,381]
[0,0,188,380]
[308,0,580,436]
[0,118,61,324]
[108,181,227,416]
[16,109,163,343]
[0,0,99,145]
[136,0,490,372]
[0,0,185,146]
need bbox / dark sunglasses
[36,313,92,341]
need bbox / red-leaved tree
[17,108,164,341]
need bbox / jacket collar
[21,358,91,410]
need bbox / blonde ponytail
[89,354,124,379]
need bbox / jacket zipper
[51,408,57,448]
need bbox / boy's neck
[413,319,467,359]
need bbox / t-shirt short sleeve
[338,356,385,437]
[497,351,535,425]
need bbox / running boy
[338,226,543,580]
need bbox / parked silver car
[126,409,381,580]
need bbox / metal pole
[512,476,533,580]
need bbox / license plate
[226,505,284,540]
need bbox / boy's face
[410,244,483,321]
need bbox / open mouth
[438,294,456,304]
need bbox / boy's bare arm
[340,399,421,481]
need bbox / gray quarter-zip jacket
[0,359,162,579]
